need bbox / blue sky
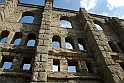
[19,0,124,19]
[0,0,124,19]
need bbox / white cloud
[99,12,109,16]
[80,0,98,11]
[111,10,124,19]
[60,20,72,28]
[102,12,109,16]
[113,14,124,19]
[107,0,124,10]
[121,15,124,19]
[65,0,71,3]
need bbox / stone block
[33,62,47,72]
[36,46,48,53]
[34,54,40,62]
[37,72,47,82]
[40,54,48,62]
[105,58,115,66]
[39,29,50,34]
[32,72,38,81]
[35,54,48,62]
[60,59,68,72]
[37,39,49,46]
[38,34,49,40]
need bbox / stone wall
[0,0,123,83]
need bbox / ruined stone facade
[0,0,124,83]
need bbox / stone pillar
[90,62,99,73]
[79,8,124,83]
[0,31,2,40]
[47,59,53,72]
[10,56,23,70]
[113,42,123,53]
[60,59,68,72]
[77,61,87,73]
[20,33,28,46]
[61,37,66,49]
[31,0,53,82]
[74,39,79,50]
[6,32,15,44]
[0,56,3,68]
[0,47,2,74]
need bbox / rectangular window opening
[23,64,31,70]
[68,60,77,72]
[86,62,93,73]
[2,62,12,69]
[120,63,124,70]
[22,58,31,70]
[53,59,59,72]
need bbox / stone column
[113,42,123,53]
[31,0,53,82]
[0,47,2,74]
[61,37,66,49]
[20,33,28,46]
[79,8,124,83]
[77,61,87,73]
[0,31,2,40]
[47,59,53,72]
[74,39,79,50]
[90,62,99,73]
[60,59,68,72]
[0,47,3,68]
[10,55,23,70]
[6,32,15,44]
[0,56,3,68]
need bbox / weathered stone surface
[37,72,47,82]
[0,0,123,83]
[36,46,48,53]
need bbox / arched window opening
[60,16,72,28]
[60,20,72,28]
[52,42,60,48]
[20,12,35,23]
[65,37,74,49]
[52,35,61,48]
[78,44,84,50]
[20,0,45,6]
[94,24,103,30]
[0,37,7,44]
[108,41,119,53]
[14,38,21,45]
[26,33,36,46]
[119,63,124,70]
[12,32,23,45]
[117,42,124,53]
[27,40,36,46]
[0,30,9,44]
[66,42,73,49]
[78,38,86,50]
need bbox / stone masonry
[0,0,123,83]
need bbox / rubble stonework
[0,0,123,83]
